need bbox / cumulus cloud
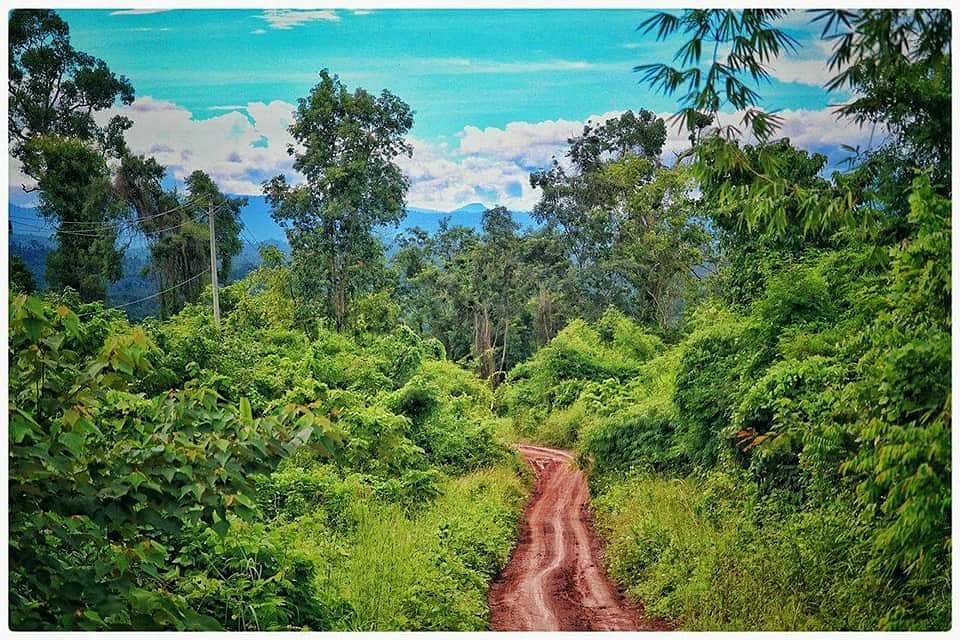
[399,137,541,211]
[93,96,299,195]
[457,110,695,167]
[773,108,883,164]
[459,114,615,167]
[8,95,877,213]
[259,10,340,30]
[767,40,841,86]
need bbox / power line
[50,195,207,226]
[78,267,211,318]
[8,194,226,233]
[10,215,209,238]
[10,201,232,239]
[240,226,262,249]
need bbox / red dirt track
[489,444,665,631]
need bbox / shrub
[673,311,748,467]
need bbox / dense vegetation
[493,8,951,631]
[7,7,951,631]
[10,260,526,630]
[498,184,950,627]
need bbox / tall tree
[27,136,124,301]
[471,207,525,384]
[9,9,134,166]
[9,9,135,300]
[599,160,709,329]
[529,109,670,320]
[115,156,246,317]
[264,70,413,331]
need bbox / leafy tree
[264,70,413,331]
[529,109,708,325]
[393,211,565,383]
[818,9,951,179]
[115,156,246,317]
[635,9,797,140]
[29,136,125,301]
[8,9,134,167]
[9,9,136,301]
[700,139,834,308]
[599,161,709,328]
[470,207,526,383]
[184,170,247,284]
[638,9,951,236]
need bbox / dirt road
[489,444,664,631]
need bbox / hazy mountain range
[7,199,535,319]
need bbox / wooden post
[208,201,221,325]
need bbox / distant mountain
[452,202,488,214]
[243,196,536,240]
[9,199,535,242]
[8,198,536,320]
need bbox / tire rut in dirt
[488,444,667,631]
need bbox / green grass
[269,461,528,631]
[590,471,949,631]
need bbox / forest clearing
[6,7,952,633]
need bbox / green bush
[672,309,748,467]
[591,471,947,630]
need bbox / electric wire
[48,195,207,226]
[77,267,211,317]
[12,195,238,317]
[9,200,233,239]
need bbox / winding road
[489,444,664,631]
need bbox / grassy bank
[590,471,949,630]
[257,461,528,630]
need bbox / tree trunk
[473,304,495,383]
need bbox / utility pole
[208,200,221,325]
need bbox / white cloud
[458,112,625,167]
[767,39,839,86]
[92,96,299,195]
[258,10,340,30]
[773,108,884,162]
[9,96,876,213]
[110,9,172,16]
[399,137,540,211]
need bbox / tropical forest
[6,7,952,632]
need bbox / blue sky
[11,8,870,211]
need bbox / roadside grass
[590,471,946,630]
[323,462,528,630]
